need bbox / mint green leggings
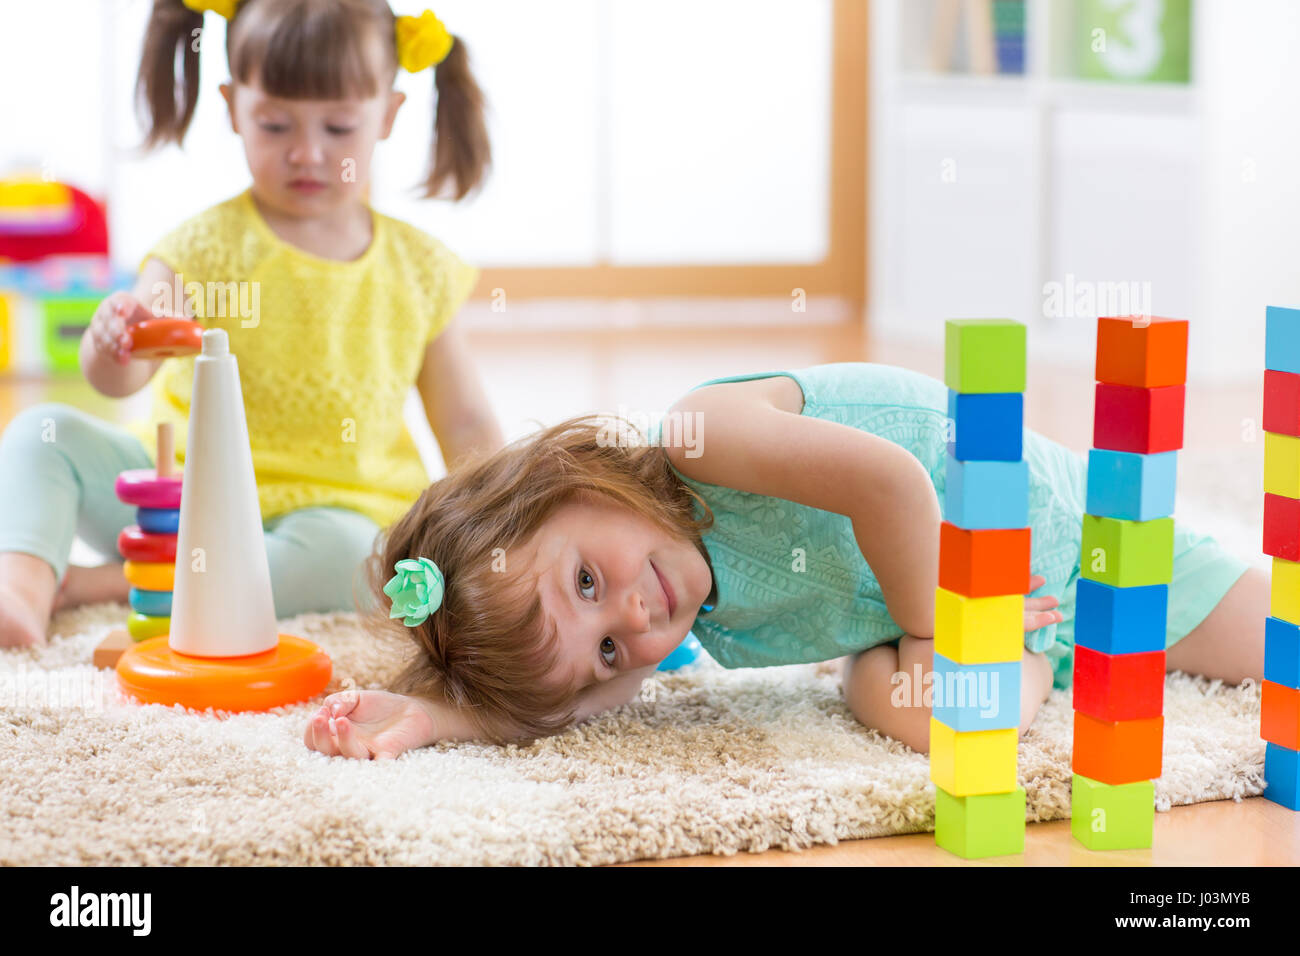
[0,403,383,618]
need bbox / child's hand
[1025,573,1063,632]
[90,292,160,366]
[303,688,439,760]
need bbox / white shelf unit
[869,0,1222,377]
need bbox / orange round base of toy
[128,317,204,359]
[116,633,332,712]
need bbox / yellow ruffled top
[128,188,478,528]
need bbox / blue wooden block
[1085,449,1177,521]
[947,390,1023,461]
[944,453,1029,529]
[1073,579,1167,654]
[1266,616,1300,689]
[129,587,173,617]
[932,653,1021,731]
[1264,742,1300,810]
[1266,306,1300,374]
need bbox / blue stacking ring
[137,507,180,535]
[129,587,173,617]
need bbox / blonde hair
[366,417,712,744]
[135,0,491,198]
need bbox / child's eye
[600,637,617,668]
[260,124,288,133]
[327,126,355,135]
[577,567,596,599]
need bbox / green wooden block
[935,785,1026,859]
[1071,774,1154,850]
[944,319,1026,394]
[1079,513,1173,587]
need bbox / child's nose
[287,136,325,166]
[617,588,650,636]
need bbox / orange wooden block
[1072,711,1163,784]
[93,628,132,670]
[1095,316,1189,388]
[1261,680,1300,750]
[938,521,1031,597]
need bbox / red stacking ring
[117,525,178,564]
[115,469,182,509]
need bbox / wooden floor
[2,312,1290,866]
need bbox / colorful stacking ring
[127,317,204,359]
[117,525,178,564]
[127,612,170,642]
[115,470,182,509]
[123,560,175,592]
[137,507,180,535]
[129,587,173,617]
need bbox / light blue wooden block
[944,453,1029,529]
[932,653,1021,731]
[1266,306,1300,374]
[1085,449,1177,521]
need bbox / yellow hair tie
[395,10,454,72]
[181,0,239,19]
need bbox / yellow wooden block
[123,560,174,592]
[1265,432,1300,498]
[934,587,1023,664]
[929,718,1018,795]
[1272,557,1300,625]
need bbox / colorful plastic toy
[1263,305,1300,810]
[657,632,702,671]
[933,318,1029,859]
[127,317,204,359]
[1072,314,1186,848]
[115,329,331,712]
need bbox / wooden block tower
[933,318,1029,859]
[1262,305,1300,810]
[1071,315,1188,850]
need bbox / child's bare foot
[0,552,57,648]
[52,562,129,612]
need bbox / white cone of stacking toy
[168,329,278,657]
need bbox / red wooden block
[1264,369,1300,437]
[1093,383,1185,453]
[1073,712,1163,785]
[1095,316,1189,388]
[1072,646,1165,721]
[1264,493,1300,561]
[938,522,1031,597]
[1262,680,1300,750]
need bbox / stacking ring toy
[117,525,177,564]
[137,507,180,535]
[123,560,175,592]
[128,317,204,359]
[127,612,171,642]
[129,587,173,617]
[115,470,182,509]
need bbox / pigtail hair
[424,35,491,200]
[134,0,207,149]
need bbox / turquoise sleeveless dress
[669,363,1248,689]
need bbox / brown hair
[135,0,491,198]
[366,417,712,744]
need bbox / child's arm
[666,377,1058,640]
[79,257,178,397]
[416,319,505,468]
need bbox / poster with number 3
[1078,0,1192,83]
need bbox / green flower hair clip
[383,557,445,627]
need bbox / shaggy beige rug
[0,449,1271,866]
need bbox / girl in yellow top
[0,0,503,647]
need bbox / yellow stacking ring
[123,560,175,592]
[127,612,171,642]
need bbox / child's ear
[219,82,238,134]
[379,90,405,140]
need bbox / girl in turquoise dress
[303,363,1264,759]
